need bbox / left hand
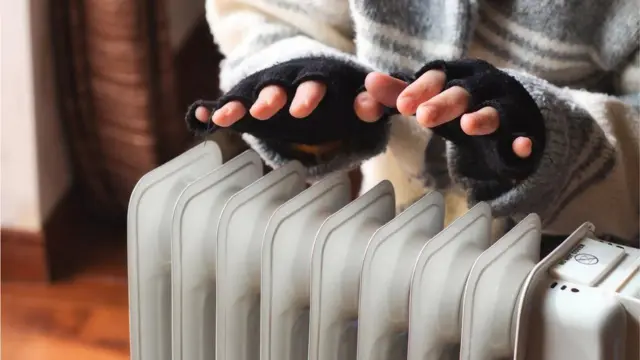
[357,66,533,159]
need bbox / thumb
[364,72,408,108]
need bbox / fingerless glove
[186,56,392,146]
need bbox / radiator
[127,141,640,360]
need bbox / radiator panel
[260,172,352,360]
[308,181,396,360]
[216,161,307,360]
[357,191,444,360]
[128,142,222,360]
[460,215,541,360]
[170,150,263,360]
[408,202,493,360]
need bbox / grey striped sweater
[202,0,640,244]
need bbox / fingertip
[289,101,310,119]
[290,81,326,118]
[211,108,227,126]
[258,85,287,108]
[364,72,385,91]
[513,136,533,158]
[269,86,288,107]
[194,106,211,123]
[396,95,415,116]
[214,101,246,126]
[460,113,478,135]
[251,86,287,120]
[416,104,436,127]
[261,85,287,106]
[397,70,446,114]
[249,102,268,120]
[354,92,383,122]
[364,72,409,107]
[460,107,500,136]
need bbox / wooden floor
[1,232,129,360]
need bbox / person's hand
[185,57,392,148]
[193,81,324,125]
[192,82,385,126]
[363,62,536,159]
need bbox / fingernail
[300,98,311,110]
[262,92,274,107]
[479,122,496,134]
[417,104,435,126]
[398,94,414,108]
[264,86,283,106]
[359,93,374,106]
[195,106,209,122]
[214,105,232,123]
[290,97,310,119]
[512,137,532,158]
[211,110,221,124]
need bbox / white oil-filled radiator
[127,141,640,360]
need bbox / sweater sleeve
[206,0,357,91]
[202,0,393,178]
[448,50,640,244]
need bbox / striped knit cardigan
[198,0,640,245]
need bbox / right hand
[193,81,388,126]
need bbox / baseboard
[1,229,49,282]
[44,187,126,282]
[1,189,74,282]
[1,186,125,283]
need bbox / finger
[460,107,500,136]
[397,70,445,115]
[354,91,384,122]
[364,72,408,107]
[195,106,211,123]
[290,81,327,118]
[416,86,469,128]
[249,85,287,120]
[212,101,247,127]
[513,136,533,158]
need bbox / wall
[0,0,204,232]
[31,0,74,229]
[0,0,63,232]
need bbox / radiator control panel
[551,237,640,298]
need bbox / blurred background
[1,0,247,358]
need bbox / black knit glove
[185,56,391,148]
[401,59,546,200]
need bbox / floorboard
[1,229,129,360]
